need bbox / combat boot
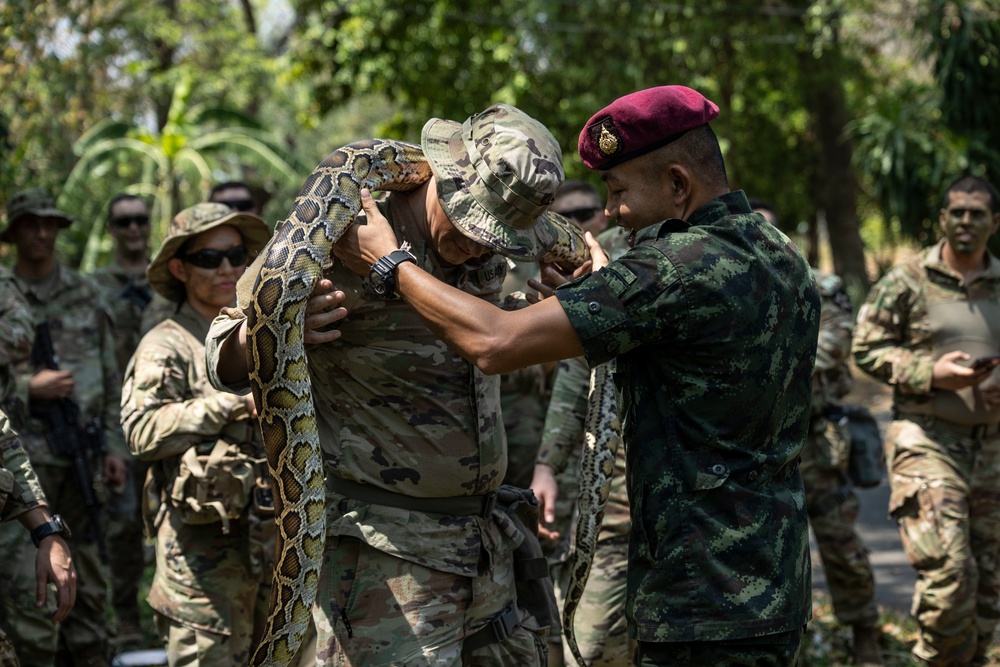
[852,622,883,666]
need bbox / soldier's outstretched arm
[334,189,605,376]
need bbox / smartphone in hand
[971,354,1000,372]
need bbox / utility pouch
[825,404,885,488]
[495,485,558,633]
[170,439,255,533]
[0,468,13,517]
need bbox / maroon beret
[578,85,720,170]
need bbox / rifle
[30,321,109,563]
[118,279,152,311]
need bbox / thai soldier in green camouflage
[532,225,634,667]
[0,187,128,667]
[88,193,155,646]
[0,267,76,667]
[121,203,316,666]
[339,85,819,665]
[209,104,568,666]
[751,201,882,665]
[853,175,1000,666]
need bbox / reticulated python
[236,138,613,666]
[564,362,622,667]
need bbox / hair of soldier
[107,193,147,222]
[209,180,253,201]
[647,124,729,188]
[555,179,601,200]
[943,175,999,214]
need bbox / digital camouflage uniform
[208,194,550,666]
[121,300,277,666]
[803,272,879,627]
[0,264,128,667]
[853,240,1000,665]
[554,192,819,659]
[536,225,634,666]
[89,261,153,642]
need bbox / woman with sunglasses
[119,203,314,666]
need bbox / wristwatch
[368,244,417,299]
[30,514,71,548]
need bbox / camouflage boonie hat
[148,202,271,303]
[421,103,566,261]
[2,188,74,242]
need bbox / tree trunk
[796,27,871,294]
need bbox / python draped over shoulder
[237,139,614,666]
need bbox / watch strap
[30,515,70,548]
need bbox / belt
[326,474,498,518]
[900,414,1000,441]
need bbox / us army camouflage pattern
[801,272,877,628]
[500,363,553,489]
[207,196,547,663]
[0,409,46,521]
[89,262,153,371]
[121,301,271,664]
[0,408,46,667]
[8,264,128,463]
[423,104,566,262]
[554,191,818,643]
[0,267,33,402]
[537,225,634,664]
[0,262,125,666]
[853,240,1000,665]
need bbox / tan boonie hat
[2,188,74,242]
[148,202,271,303]
[421,103,566,261]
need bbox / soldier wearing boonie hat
[1,187,74,242]
[336,85,821,666]
[0,185,130,667]
[420,102,569,261]
[122,203,320,666]
[204,103,568,666]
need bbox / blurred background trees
[2,0,998,294]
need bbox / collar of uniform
[173,300,212,343]
[633,190,751,246]
[12,262,73,300]
[923,238,1000,282]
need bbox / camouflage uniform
[853,239,1000,665]
[536,225,634,666]
[802,272,879,630]
[0,408,48,667]
[0,267,34,402]
[0,264,127,667]
[207,196,549,666]
[89,261,153,642]
[121,301,270,666]
[553,191,818,656]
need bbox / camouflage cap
[1,188,73,242]
[148,202,271,303]
[421,103,566,261]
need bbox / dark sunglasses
[554,206,601,223]
[181,245,249,269]
[215,198,256,212]
[109,214,150,229]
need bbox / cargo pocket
[889,478,947,568]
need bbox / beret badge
[589,117,621,158]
